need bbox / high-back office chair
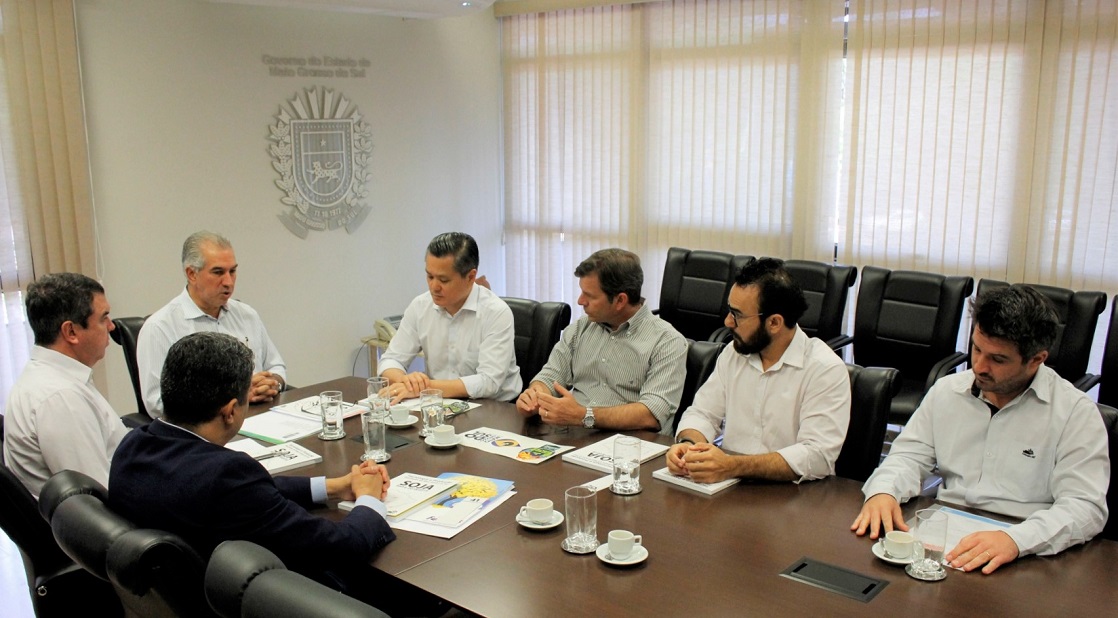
[1098,404,1118,542]
[835,365,901,482]
[0,465,121,617]
[851,266,974,426]
[109,316,152,427]
[975,280,1106,389]
[40,470,210,617]
[205,540,390,618]
[781,260,858,352]
[502,298,572,391]
[673,340,726,434]
[657,248,754,342]
[1090,298,1118,407]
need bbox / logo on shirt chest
[1021,448,1035,459]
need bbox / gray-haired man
[137,231,286,418]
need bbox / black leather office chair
[109,316,152,427]
[205,540,390,618]
[1088,297,1118,407]
[782,259,858,352]
[975,280,1106,390]
[40,470,211,617]
[502,297,572,391]
[657,247,754,342]
[835,365,900,482]
[1098,403,1118,542]
[851,266,974,426]
[673,340,726,434]
[0,466,121,617]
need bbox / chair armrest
[926,352,968,390]
[1074,373,1100,393]
[651,307,660,316]
[707,327,733,344]
[824,334,854,353]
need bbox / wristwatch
[582,406,595,428]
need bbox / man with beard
[665,258,851,483]
[851,285,1108,574]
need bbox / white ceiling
[203,0,496,19]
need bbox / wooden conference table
[259,378,1118,617]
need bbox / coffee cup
[389,404,410,424]
[883,530,914,559]
[519,498,554,524]
[431,424,456,445]
[607,529,642,559]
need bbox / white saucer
[424,435,461,449]
[385,415,418,428]
[872,541,914,565]
[596,544,648,566]
[516,510,564,530]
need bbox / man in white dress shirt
[137,231,286,418]
[3,273,129,497]
[852,285,1109,574]
[379,232,521,403]
[666,258,851,482]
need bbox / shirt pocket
[992,441,1053,503]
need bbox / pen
[254,450,287,462]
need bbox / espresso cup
[883,530,914,559]
[389,404,410,424]
[607,529,642,559]
[519,498,554,524]
[431,424,456,445]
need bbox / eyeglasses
[727,309,765,328]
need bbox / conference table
[259,378,1118,617]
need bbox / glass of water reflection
[906,509,948,581]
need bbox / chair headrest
[38,470,108,523]
[204,540,287,618]
[107,528,205,595]
[50,494,134,580]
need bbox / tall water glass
[366,377,389,408]
[317,390,346,440]
[561,486,599,554]
[361,408,390,462]
[610,436,642,495]
[906,509,948,581]
[419,388,443,438]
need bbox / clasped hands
[327,462,391,502]
[249,371,283,403]
[516,382,583,425]
[850,493,1019,574]
[665,442,736,484]
[382,372,432,405]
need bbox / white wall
[75,0,505,412]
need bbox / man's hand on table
[946,530,1019,574]
[249,371,283,403]
[850,493,908,540]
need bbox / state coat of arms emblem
[269,87,373,238]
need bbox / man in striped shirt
[515,249,687,435]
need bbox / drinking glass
[366,377,389,408]
[610,435,642,495]
[906,509,948,581]
[419,388,443,438]
[561,485,599,554]
[317,390,346,440]
[361,408,390,462]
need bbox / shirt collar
[959,364,1052,409]
[594,302,650,334]
[175,287,226,321]
[746,326,808,372]
[155,418,213,443]
[30,345,94,383]
[431,283,480,318]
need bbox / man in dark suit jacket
[109,331,395,585]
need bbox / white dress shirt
[379,284,521,402]
[862,365,1109,557]
[3,347,129,497]
[675,327,851,481]
[138,288,287,418]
